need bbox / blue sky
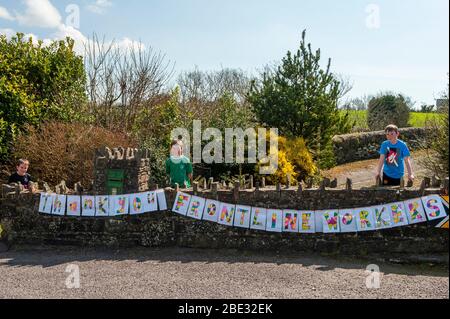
[1,0,448,106]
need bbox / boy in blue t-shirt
[375,125,415,186]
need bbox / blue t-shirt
[379,139,411,179]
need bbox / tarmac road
[0,247,448,299]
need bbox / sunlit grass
[340,110,444,131]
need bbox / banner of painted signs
[38,190,448,234]
[38,190,167,217]
[171,192,448,234]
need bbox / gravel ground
[0,247,448,299]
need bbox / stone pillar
[93,147,150,195]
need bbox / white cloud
[0,28,39,44]
[2,0,141,57]
[0,6,15,21]
[114,37,145,52]
[15,0,62,28]
[25,32,39,45]
[52,24,88,54]
[87,0,113,14]
[49,27,144,56]
[0,28,17,39]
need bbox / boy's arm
[403,144,413,181]
[375,155,385,180]
[376,142,387,183]
[405,157,414,181]
[187,163,193,184]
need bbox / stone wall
[332,127,429,165]
[1,186,448,259]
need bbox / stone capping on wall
[332,127,431,165]
[1,175,448,200]
[95,146,149,161]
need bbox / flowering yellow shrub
[282,136,317,179]
[256,130,316,185]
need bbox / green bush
[0,33,87,161]
[419,100,449,178]
[367,94,410,131]
[132,89,184,186]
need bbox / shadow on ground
[0,245,448,278]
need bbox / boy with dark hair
[375,125,414,186]
[8,159,33,189]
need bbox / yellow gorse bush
[256,130,317,185]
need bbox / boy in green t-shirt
[165,140,193,188]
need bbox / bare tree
[177,68,253,125]
[84,33,174,131]
[341,94,374,110]
[335,73,354,103]
[178,68,252,103]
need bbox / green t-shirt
[165,156,193,188]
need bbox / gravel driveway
[0,247,448,299]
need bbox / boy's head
[170,140,182,157]
[385,124,400,142]
[16,159,29,176]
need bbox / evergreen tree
[248,30,347,168]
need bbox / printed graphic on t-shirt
[385,147,399,167]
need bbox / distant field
[341,110,443,131]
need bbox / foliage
[340,95,372,111]
[139,137,170,187]
[176,68,256,131]
[335,110,354,135]
[419,104,435,113]
[8,121,136,187]
[256,131,317,185]
[84,33,173,132]
[248,30,350,169]
[0,33,87,160]
[315,139,337,170]
[419,85,449,178]
[263,150,298,185]
[280,135,317,180]
[342,110,370,132]
[209,93,255,130]
[409,112,443,128]
[131,89,186,186]
[178,85,256,180]
[367,94,410,130]
[178,68,252,106]
[131,78,256,184]
[341,110,444,132]
[132,89,183,148]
